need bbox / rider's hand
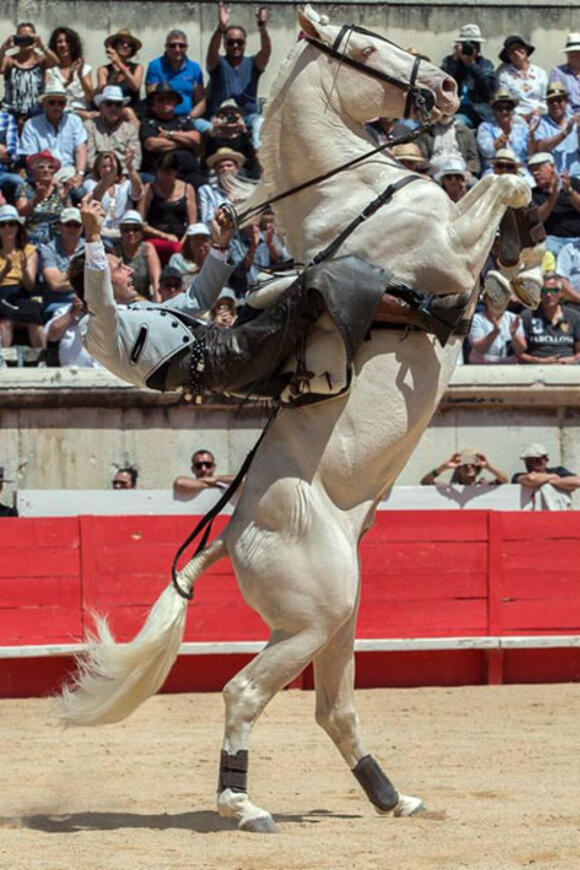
[211,207,234,247]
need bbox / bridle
[307,23,435,122]
[235,23,437,226]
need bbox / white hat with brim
[94,85,131,108]
[456,24,486,43]
[0,204,23,224]
[493,147,521,166]
[563,33,580,52]
[434,157,467,181]
[520,443,549,459]
[119,210,144,226]
[39,85,68,103]
[59,207,82,224]
[186,222,211,237]
[528,152,555,168]
[206,147,246,170]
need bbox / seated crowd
[0,12,580,368]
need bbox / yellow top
[0,243,36,287]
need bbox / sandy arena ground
[0,684,579,870]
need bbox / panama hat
[546,82,568,101]
[0,204,23,225]
[206,147,246,170]
[455,24,486,44]
[94,85,130,107]
[491,88,518,108]
[520,443,548,459]
[563,33,580,53]
[39,84,68,103]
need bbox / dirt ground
[0,684,579,870]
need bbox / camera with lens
[223,112,240,124]
[13,34,34,47]
[460,41,477,57]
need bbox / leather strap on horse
[171,405,279,601]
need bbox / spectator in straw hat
[441,24,495,128]
[19,83,87,188]
[491,146,521,176]
[0,466,18,517]
[549,34,580,114]
[530,82,580,177]
[391,142,429,174]
[496,35,547,120]
[198,146,245,226]
[476,88,530,176]
[97,29,144,116]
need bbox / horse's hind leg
[313,610,425,817]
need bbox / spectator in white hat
[39,205,85,315]
[115,209,161,301]
[84,84,141,173]
[19,84,87,188]
[512,443,580,498]
[529,152,580,257]
[168,222,211,288]
[549,34,580,114]
[468,270,524,363]
[434,158,468,202]
[441,24,495,128]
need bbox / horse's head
[298,5,458,124]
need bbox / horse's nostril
[441,77,456,94]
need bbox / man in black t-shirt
[139,83,206,188]
[0,466,17,517]
[530,152,580,257]
[511,443,580,496]
[517,275,580,363]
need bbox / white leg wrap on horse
[352,754,399,812]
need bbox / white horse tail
[55,536,228,728]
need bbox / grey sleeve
[171,251,233,314]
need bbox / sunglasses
[121,225,141,232]
[46,99,66,106]
[0,221,19,228]
[168,42,187,48]
[541,286,561,294]
[226,39,245,47]
[116,39,133,47]
[103,100,123,107]
[193,461,215,470]
[495,162,517,172]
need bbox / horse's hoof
[240,814,278,833]
[393,794,426,817]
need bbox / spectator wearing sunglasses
[206,1,271,147]
[85,85,142,174]
[530,83,580,178]
[145,30,207,130]
[19,84,87,189]
[97,29,144,118]
[434,157,468,202]
[516,273,580,363]
[173,448,234,498]
[476,88,531,178]
[491,146,522,176]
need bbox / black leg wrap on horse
[352,755,399,811]
[218,749,249,793]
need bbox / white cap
[528,152,555,168]
[434,156,467,182]
[186,222,211,237]
[520,443,549,459]
[59,207,82,224]
[94,85,130,107]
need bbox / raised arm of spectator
[0,35,14,75]
[145,242,161,301]
[207,0,230,72]
[35,34,59,69]
[477,453,508,484]
[420,453,461,485]
[254,7,271,72]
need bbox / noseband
[306,23,435,121]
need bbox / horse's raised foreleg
[313,608,425,818]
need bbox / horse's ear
[298,5,329,41]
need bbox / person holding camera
[205,1,271,148]
[421,451,508,486]
[0,22,58,124]
[204,101,259,179]
[441,24,495,129]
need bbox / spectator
[529,152,580,257]
[168,221,211,288]
[490,146,521,176]
[476,89,530,176]
[140,82,204,187]
[0,204,43,350]
[441,24,495,128]
[97,29,144,121]
[112,466,138,489]
[83,149,143,240]
[139,152,197,261]
[46,27,94,120]
[145,29,207,127]
[206,2,271,147]
[392,142,429,173]
[496,35,547,120]
[115,210,161,301]
[204,100,260,179]
[40,206,85,316]
[468,271,524,363]
[85,85,141,173]
[420,114,480,181]
[19,84,87,190]
[556,240,580,293]
[44,267,98,367]
[210,287,238,328]
[0,22,58,124]
[256,207,291,269]
[158,265,184,302]
[435,157,468,202]
[173,448,234,498]
[512,443,580,508]
[0,107,24,203]
[16,151,70,245]
[517,273,580,363]
[0,466,18,517]
[549,34,580,114]
[197,146,244,225]
[531,83,580,177]
[421,450,508,486]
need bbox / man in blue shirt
[205,1,271,147]
[145,29,208,131]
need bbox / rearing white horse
[57,6,542,833]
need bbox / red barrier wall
[1,511,580,696]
